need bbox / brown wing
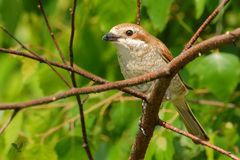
[130,23,193,90]
[147,34,174,62]
[156,40,174,62]
[151,36,193,90]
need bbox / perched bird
[102,23,209,141]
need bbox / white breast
[114,40,167,92]
[114,39,187,99]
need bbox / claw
[140,127,147,136]
[138,121,147,136]
[138,100,148,136]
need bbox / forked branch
[158,120,239,160]
[0,28,239,110]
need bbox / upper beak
[102,32,119,41]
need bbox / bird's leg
[138,100,147,136]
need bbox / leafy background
[0,0,240,159]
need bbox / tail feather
[172,98,209,141]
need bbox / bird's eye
[126,30,133,36]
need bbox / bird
[102,23,209,141]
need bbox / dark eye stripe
[126,30,133,36]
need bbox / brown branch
[0,48,146,100]
[0,24,70,134]
[129,3,235,155]
[137,0,141,25]
[38,0,94,157]
[37,0,66,63]
[0,77,149,110]
[158,120,240,160]
[0,28,239,110]
[68,0,93,159]
[0,1,233,159]
[183,0,230,51]
[168,29,240,74]
[128,1,235,151]
[129,78,171,160]
[69,1,77,68]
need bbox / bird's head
[102,23,152,50]
[102,23,173,61]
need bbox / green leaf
[4,112,23,154]
[197,53,240,100]
[18,145,57,160]
[23,109,62,137]
[94,142,108,160]
[144,138,155,160]
[0,56,20,99]
[194,0,206,19]
[98,0,136,30]
[22,0,38,13]
[7,136,27,159]
[0,0,22,33]
[21,59,39,83]
[107,118,138,160]
[108,101,140,135]
[55,136,87,160]
[142,0,174,31]
[206,1,219,13]
[205,133,215,160]
[145,131,174,159]
[154,133,174,160]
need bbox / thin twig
[0,109,20,134]
[130,1,232,158]
[84,92,123,114]
[0,28,240,110]
[69,3,76,68]
[0,47,147,100]
[0,25,71,134]
[183,0,230,51]
[39,92,122,143]
[40,114,79,144]
[189,99,237,108]
[69,0,93,159]
[37,0,66,63]
[137,0,141,25]
[158,119,239,160]
[38,0,93,157]
[0,26,71,88]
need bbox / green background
[0,0,240,159]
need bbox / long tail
[172,97,209,141]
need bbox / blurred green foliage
[0,0,240,159]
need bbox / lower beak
[102,32,119,41]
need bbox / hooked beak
[102,32,120,41]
